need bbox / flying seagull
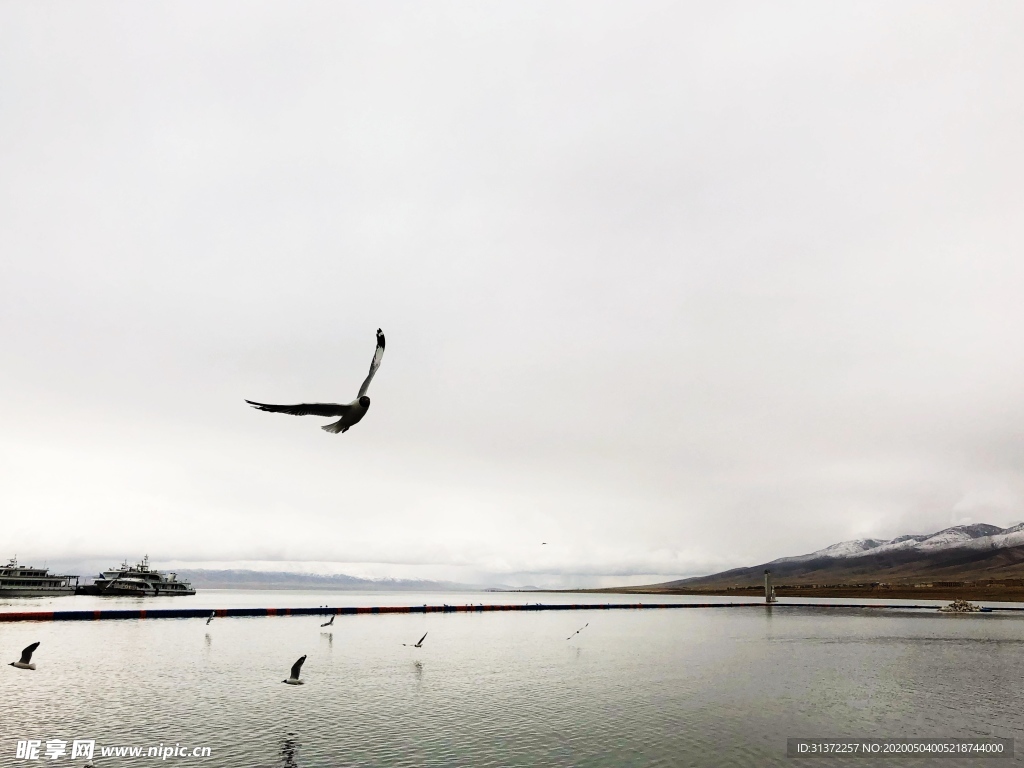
[403,632,428,648]
[10,642,40,670]
[206,611,215,625]
[282,655,306,685]
[566,623,588,641]
[321,615,335,628]
[247,328,385,434]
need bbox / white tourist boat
[86,555,195,597]
[0,557,79,597]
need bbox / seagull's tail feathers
[322,419,348,434]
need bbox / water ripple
[3,593,1023,766]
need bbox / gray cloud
[2,2,1023,587]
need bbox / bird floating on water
[282,655,306,685]
[403,632,428,648]
[321,615,335,628]
[566,623,588,641]
[10,642,39,670]
[247,328,385,434]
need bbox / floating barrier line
[0,602,1023,623]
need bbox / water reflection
[280,733,299,768]
[6,592,1024,767]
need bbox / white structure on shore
[764,569,777,603]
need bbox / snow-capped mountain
[771,523,1023,564]
[656,520,1024,590]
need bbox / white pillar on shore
[764,569,777,603]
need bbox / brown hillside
[640,543,1024,591]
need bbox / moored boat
[938,599,981,613]
[0,557,79,597]
[79,555,195,597]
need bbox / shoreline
[580,586,1024,603]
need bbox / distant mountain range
[660,523,1024,589]
[173,569,501,591]
[770,522,1024,563]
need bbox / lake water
[4,590,1024,766]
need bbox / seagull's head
[359,396,371,408]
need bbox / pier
[2,601,1024,622]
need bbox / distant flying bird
[566,623,588,641]
[403,632,428,648]
[282,655,306,685]
[321,615,335,628]
[10,642,39,670]
[206,611,215,625]
[247,329,386,434]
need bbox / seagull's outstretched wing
[566,623,588,641]
[417,632,428,646]
[357,329,386,398]
[290,655,306,680]
[20,642,39,664]
[246,401,351,417]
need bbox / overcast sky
[2,2,1023,587]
